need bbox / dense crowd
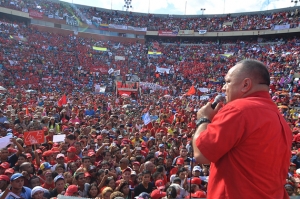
[1,0,300,31]
[0,6,299,199]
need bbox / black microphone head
[214,95,224,104]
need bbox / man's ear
[241,78,252,93]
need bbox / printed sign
[24,131,45,145]
[158,30,178,37]
[29,10,43,19]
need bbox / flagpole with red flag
[58,94,67,107]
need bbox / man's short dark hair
[142,170,151,176]
[82,156,90,162]
[75,172,84,180]
[238,59,270,86]
[66,134,76,140]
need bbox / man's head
[10,173,25,189]
[75,172,85,186]
[29,176,41,189]
[119,158,129,170]
[222,59,270,103]
[54,175,65,191]
[141,170,151,184]
[144,161,155,173]
[0,175,9,190]
[0,148,9,160]
[20,162,34,174]
[82,156,91,169]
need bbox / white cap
[192,166,202,172]
[31,186,46,197]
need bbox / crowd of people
[1,0,300,31]
[0,2,299,198]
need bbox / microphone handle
[211,101,218,109]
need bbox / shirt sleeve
[8,153,18,167]
[196,105,246,163]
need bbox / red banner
[158,30,178,37]
[90,67,108,73]
[24,131,45,145]
[29,10,43,19]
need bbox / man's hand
[10,138,17,144]
[197,102,222,121]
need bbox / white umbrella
[0,86,7,91]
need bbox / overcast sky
[59,0,296,15]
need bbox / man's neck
[142,182,148,188]
[78,184,84,191]
[11,187,22,196]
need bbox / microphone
[211,95,224,109]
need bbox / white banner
[200,95,210,100]
[100,86,106,93]
[108,24,127,30]
[199,30,207,34]
[198,88,209,92]
[92,16,102,22]
[22,8,28,13]
[143,112,151,125]
[115,56,125,61]
[95,84,100,93]
[140,82,168,90]
[273,24,290,30]
[156,66,170,74]
[113,70,120,76]
[108,68,114,74]
[127,26,147,31]
[66,16,79,26]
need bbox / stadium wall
[31,24,145,43]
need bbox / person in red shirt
[115,168,135,188]
[193,60,292,199]
[150,122,159,136]
[64,146,80,163]
[45,129,54,142]
[42,170,55,191]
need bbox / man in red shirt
[64,146,80,163]
[193,60,292,199]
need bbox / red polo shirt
[196,91,292,199]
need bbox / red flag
[185,85,196,96]
[58,95,67,107]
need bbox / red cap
[290,162,296,166]
[42,150,53,157]
[191,191,206,198]
[191,177,202,185]
[65,185,78,196]
[155,180,165,190]
[151,189,166,199]
[132,161,140,166]
[122,168,131,173]
[84,172,91,178]
[7,148,17,153]
[67,146,76,153]
[25,153,32,158]
[4,168,14,174]
[0,162,10,169]
[0,175,9,182]
[36,149,42,154]
[176,158,184,165]
[88,152,95,157]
